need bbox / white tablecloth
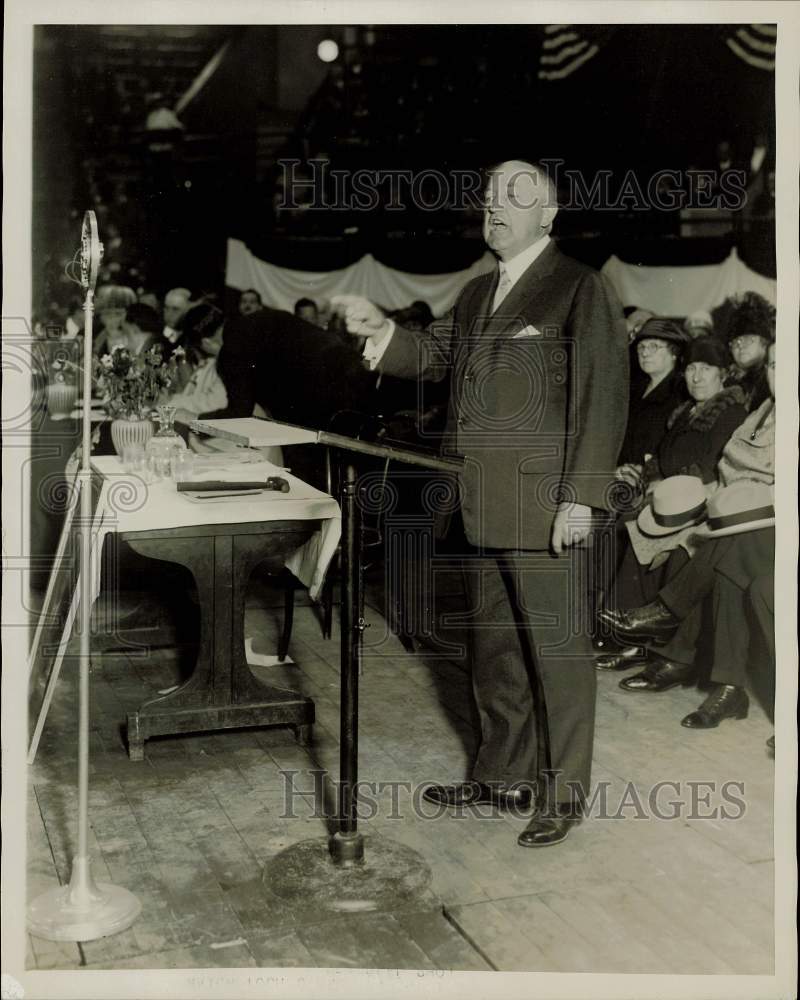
[89,456,341,601]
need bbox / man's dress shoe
[422,782,532,811]
[619,657,696,692]
[680,684,749,728]
[595,645,649,671]
[596,598,679,645]
[518,808,582,848]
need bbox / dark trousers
[655,530,774,684]
[461,547,595,807]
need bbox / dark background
[32,23,776,308]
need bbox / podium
[191,417,464,868]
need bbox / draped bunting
[600,248,777,315]
[225,238,496,315]
[537,25,616,80]
[722,24,776,71]
[228,239,776,321]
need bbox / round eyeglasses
[636,341,669,355]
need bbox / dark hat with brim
[632,318,690,349]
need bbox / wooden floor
[26,575,776,974]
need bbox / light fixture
[317,39,339,63]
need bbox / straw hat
[703,481,775,538]
[637,475,708,537]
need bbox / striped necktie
[492,266,512,312]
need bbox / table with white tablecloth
[89,455,341,758]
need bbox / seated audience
[723,291,774,412]
[163,303,228,422]
[642,335,747,486]
[603,525,774,733]
[163,287,192,345]
[683,309,714,338]
[238,288,264,317]
[123,303,169,357]
[294,297,321,326]
[599,341,775,713]
[602,334,749,621]
[616,318,688,474]
[623,306,655,341]
[93,284,138,354]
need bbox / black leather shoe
[518,809,583,848]
[422,782,532,811]
[619,656,696,692]
[680,685,749,728]
[596,598,679,645]
[596,645,649,671]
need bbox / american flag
[537,25,616,81]
[722,24,776,71]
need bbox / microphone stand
[27,211,141,942]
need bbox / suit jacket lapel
[482,241,561,339]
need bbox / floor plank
[25,578,776,973]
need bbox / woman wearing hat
[723,291,775,413]
[615,318,689,481]
[603,335,748,620]
[598,343,776,729]
[91,284,138,356]
[646,335,748,486]
[592,320,689,647]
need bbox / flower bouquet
[93,344,183,455]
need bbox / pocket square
[512,325,543,339]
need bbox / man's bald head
[164,287,191,328]
[483,160,558,262]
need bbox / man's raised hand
[331,295,391,344]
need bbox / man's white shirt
[361,235,551,371]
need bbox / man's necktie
[492,266,512,312]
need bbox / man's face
[164,295,188,329]
[297,305,319,326]
[239,292,262,316]
[482,162,556,262]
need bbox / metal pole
[70,287,97,903]
[27,237,141,940]
[329,460,365,866]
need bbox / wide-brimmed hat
[704,481,775,537]
[632,318,689,350]
[637,475,708,537]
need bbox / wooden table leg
[122,524,317,758]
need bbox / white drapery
[226,238,777,319]
[600,248,776,315]
[225,238,496,315]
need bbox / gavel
[176,476,291,494]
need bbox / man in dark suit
[180,302,377,487]
[334,160,628,847]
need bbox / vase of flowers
[94,344,182,457]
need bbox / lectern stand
[191,417,464,875]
